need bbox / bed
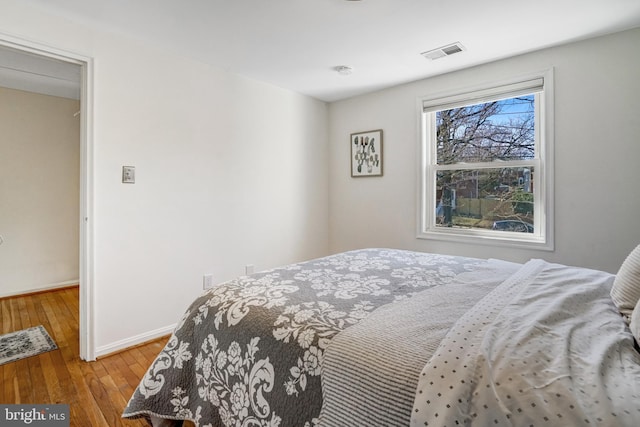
[122,248,640,426]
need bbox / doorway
[0,36,94,360]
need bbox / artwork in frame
[351,129,383,177]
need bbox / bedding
[411,259,640,426]
[123,248,640,427]
[318,259,520,427]
[122,248,495,426]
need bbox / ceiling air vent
[421,42,466,60]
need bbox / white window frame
[417,69,554,250]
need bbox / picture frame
[350,129,383,177]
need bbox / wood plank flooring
[0,287,177,426]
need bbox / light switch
[122,166,135,184]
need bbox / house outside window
[418,71,554,250]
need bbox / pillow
[630,298,640,344]
[611,244,640,323]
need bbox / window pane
[436,95,535,165]
[435,167,534,232]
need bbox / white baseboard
[0,279,79,299]
[95,324,175,358]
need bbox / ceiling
[8,0,640,102]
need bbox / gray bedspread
[122,248,496,426]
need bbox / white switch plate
[122,166,135,183]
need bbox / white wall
[0,0,329,355]
[329,27,640,274]
[0,87,80,296]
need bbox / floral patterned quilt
[122,248,489,427]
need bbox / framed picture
[350,129,383,177]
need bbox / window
[418,71,554,250]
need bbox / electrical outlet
[122,166,135,183]
[245,264,255,275]
[203,274,214,289]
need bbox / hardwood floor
[0,286,173,426]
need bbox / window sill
[417,227,554,251]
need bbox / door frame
[0,33,95,360]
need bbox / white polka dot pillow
[611,244,640,323]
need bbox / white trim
[0,280,79,299]
[540,69,555,252]
[0,33,96,360]
[95,324,175,359]
[417,69,555,251]
[79,56,96,361]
